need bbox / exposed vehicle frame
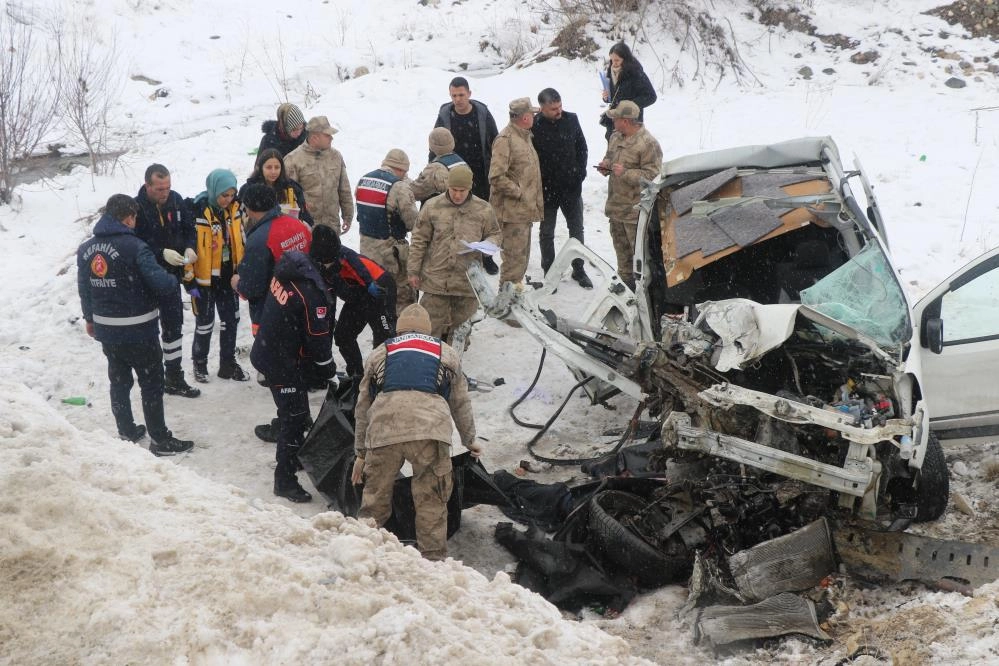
[471,137,958,522]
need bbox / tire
[913,433,949,522]
[587,490,689,587]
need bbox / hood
[204,168,237,207]
[274,250,329,296]
[92,212,135,238]
[261,119,279,134]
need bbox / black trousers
[160,284,184,372]
[334,273,397,376]
[268,382,310,484]
[101,340,169,440]
[539,192,585,272]
[191,284,239,364]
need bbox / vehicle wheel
[913,433,949,522]
[587,490,689,587]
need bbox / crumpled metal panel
[694,592,831,647]
[728,518,836,602]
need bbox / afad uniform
[328,247,397,377]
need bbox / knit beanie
[428,127,455,156]
[279,103,306,133]
[396,303,432,335]
[381,148,410,172]
[310,224,341,264]
[242,183,278,212]
[447,164,473,189]
[205,168,238,207]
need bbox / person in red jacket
[311,225,396,379]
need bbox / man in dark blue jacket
[532,88,592,289]
[250,251,335,502]
[134,163,200,398]
[77,194,195,456]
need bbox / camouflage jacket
[284,144,354,232]
[488,122,543,224]
[603,126,662,223]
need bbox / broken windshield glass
[800,243,909,348]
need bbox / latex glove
[367,282,385,298]
[351,456,365,485]
[465,441,483,459]
[184,248,198,265]
[189,287,201,300]
[162,248,186,266]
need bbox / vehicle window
[940,267,999,343]
[800,243,909,348]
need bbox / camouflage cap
[306,115,338,137]
[606,100,640,120]
[509,97,540,115]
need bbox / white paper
[459,240,501,256]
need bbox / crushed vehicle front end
[473,136,945,523]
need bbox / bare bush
[0,9,62,204]
[59,26,123,183]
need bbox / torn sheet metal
[728,518,836,602]
[694,592,831,647]
[834,525,999,589]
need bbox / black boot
[273,475,312,503]
[217,359,249,381]
[254,417,280,443]
[193,360,209,384]
[118,423,147,442]
[149,431,194,456]
[164,368,201,398]
[571,260,593,289]
[482,255,500,275]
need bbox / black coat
[601,61,657,136]
[257,120,306,157]
[134,185,196,279]
[532,110,588,203]
[238,175,315,227]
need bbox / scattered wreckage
[300,137,999,650]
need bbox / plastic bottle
[898,435,913,460]
[61,396,87,406]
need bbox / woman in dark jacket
[238,148,315,226]
[599,42,657,139]
[257,103,306,157]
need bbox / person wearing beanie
[235,182,312,333]
[284,115,355,235]
[257,102,307,158]
[311,224,398,379]
[411,127,468,204]
[532,87,592,289]
[489,97,544,287]
[408,163,501,346]
[355,148,419,314]
[133,163,200,398]
[352,302,481,561]
[250,247,335,504]
[188,168,249,383]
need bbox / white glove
[184,248,197,265]
[465,441,483,458]
[162,248,185,266]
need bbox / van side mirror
[924,317,944,354]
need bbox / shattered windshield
[800,243,909,348]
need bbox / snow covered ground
[3,0,999,663]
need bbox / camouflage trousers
[499,221,533,286]
[359,236,417,314]
[359,439,453,561]
[609,218,638,285]
[420,292,479,347]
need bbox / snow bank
[0,381,646,665]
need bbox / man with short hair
[78,193,195,457]
[284,115,354,235]
[351,302,481,561]
[356,148,419,313]
[489,97,544,287]
[134,163,200,398]
[408,164,501,346]
[432,77,500,275]
[533,88,592,288]
[411,128,467,204]
[597,100,663,291]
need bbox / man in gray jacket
[351,303,481,561]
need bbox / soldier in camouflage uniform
[410,128,468,204]
[351,303,481,561]
[407,164,502,346]
[488,97,544,286]
[596,100,663,290]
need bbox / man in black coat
[134,163,201,398]
[532,88,592,288]
[250,250,335,503]
[432,76,500,274]
[77,194,195,456]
